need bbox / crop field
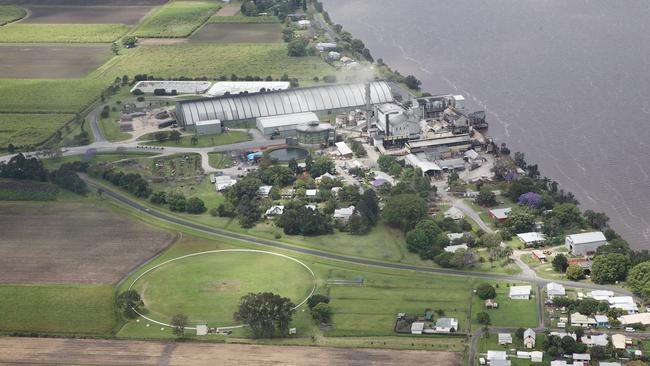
[0,4,26,25]
[97,43,336,82]
[213,5,239,17]
[0,285,117,335]
[133,1,221,38]
[190,23,282,43]
[0,23,129,43]
[0,45,112,78]
[0,179,59,201]
[209,13,280,24]
[133,251,314,326]
[0,113,74,147]
[0,79,105,113]
[23,5,153,24]
[0,201,174,284]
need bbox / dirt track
[0,45,112,78]
[0,201,174,284]
[23,5,154,24]
[0,337,462,366]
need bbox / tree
[190,135,199,145]
[307,294,330,309]
[627,262,650,295]
[476,283,496,299]
[404,75,421,90]
[383,194,428,231]
[552,253,569,273]
[575,298,603,315]
[508,177,537,201]
[504,208,535,233]
[234,292,295,338]
[116,290,143,318]
[309,156,335,177]
[287,39,307,56]
[514,152,527,169]
[169,130,182,143]
[7,143,15,153]
[553,203,583,228]
[111,42,119,55]
[560,335,577,353]
[583,210,609,230]
[480,232,501,248]
[518,192,542,209]
[377,155,397,172]
[186,197,206,214]
[171,313,188,337]
[167,193,187,212]
[476,311,491,325]
[236,195,261,228]
[566,265,585,281]
[591,253,629,284]
[475,189,497,207]
[515,327,525,340]
[311,303,332,323]
[122,36,137,48]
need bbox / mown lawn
[0,113,74,148]
[94,43,337,82]
[98,108,131,142]
[470,281,539,329]
[207,152,234,169]
[140,131,251,147]
[0,5,26,25]
[133,1,220,38]
[0,23,128,43]
[0,284,118,335]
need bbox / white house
[516,351,543,363]
[572,354,591,362]
[195,321,208,336]
[265,205,284,218]
[608,296,638,314]
[411,322,424,335]
[570,312,596,327]
[550,331,577,341]
[509,285,532,300]
[333,205,355,221]
[611,334,627,350]
[588,290,614,301]
[546,283,566,299]
[581,334,608,347]
[498,333,512,345]
[523,328,536,348]
[517,232,546,246]
[315,172,336,183]
[444,244,468,253]
[619,312,650,325]
[305,189,318,199]
[434,317,458,332]
[490,361,511,366]
[214,176,237,191]
[565,231,607,255]
[444,207,465,220]
[599,363,622,366]
[257,185,273,198]
[486,350,507,362]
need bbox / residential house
[570,312,596,328]
[608,296,638,314]
[509,285,532,300]
[411,322,424,335]
[523,328,536,348]
[486,350,507,362]
[588,290,614,301]
[517,232,546,246]
[214,176,237,191]
[447,232,465,241]
[305,189,318,199]
[547,283,566,299]
[611,334,626,350]
[490,361,511,366]
[315,172,336,183]
[444,207,465,220]
[488,208,512,224]
[565,231,607,256]
[599,363,621,366]
[333,206,355,221]
[335,142,353,158]
[434,317,458,332]
[619,312,650,325]
[281,189,294,199]
[485,299,498,309]
[264,205,284,218]
[532,250,547,262]
[594,315,609,328]
[498,333,512,345]
[572,354,590,363]
[444,244,468,253]
[550,331,576,340]
[516,351,543,363]
[581,334,608,348]
[256,185,272,198]
[331,186,342,197]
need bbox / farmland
[95,43,337,82]
[23,5,153,24]
[0,113,74,147]
[0,201,174,284]
[0,4,25,25]
[190,23,283,43]
[0,179,59,201]
[133,1,221,38]
[209,13,281,24]
[0,23,129,43]
[0,79,105,113]
[0,45,113,78]
[0,285,117,335]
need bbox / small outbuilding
[444,207,465,220]
[546,282,566,299]
[498,333,512,345]
[488,208,512,223]
[523,328,536,348]
[509,285,532,300]
[196,321,208,336]
[411,322,424,335]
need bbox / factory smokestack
[365,83,372,135]
[385,113,390,137]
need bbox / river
[324,0,650,249]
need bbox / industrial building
[206,81,290,97]
[256,112,323,137]
[375,103,420,141]
[130,80,212,94]
[565,231,607,256]
[194,119,222,135]
[406,134,472,154]
[175,81,394,129]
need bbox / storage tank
[296,122,334,145]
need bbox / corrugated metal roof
[177,81,393,126]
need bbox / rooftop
[566,231,606,244]
[257,112,320,129]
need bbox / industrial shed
[256,112,320,137]
[176,81,394,128]
[194,119,222,135]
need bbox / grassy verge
[133,1,221,38]
[0,24,128,43]
[98,109,131,142]
[207,152,234,169]
[140,131,251,147]
[41,152,159,170]
[0,113,74,148]
[0,284,118,335]
[0,5,26,25]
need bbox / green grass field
[0,284,118,335]
[475,333,549,366]
[0,5,26,25]
[41,152,159,170]
[93,43,336,82]
[0,79,106,113]
[0,113,74,148]
[132,251,314,326]
[133,1,221,38]
[141,131,251,147]
[470,282,539,329]
[209,14,280,23]
[0,178,59,201]
[98,109,131,142]
[0,24,128,43]
[207,152,234,169]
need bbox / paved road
[82,175,633,295]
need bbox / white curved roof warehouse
[175,81,394,127]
